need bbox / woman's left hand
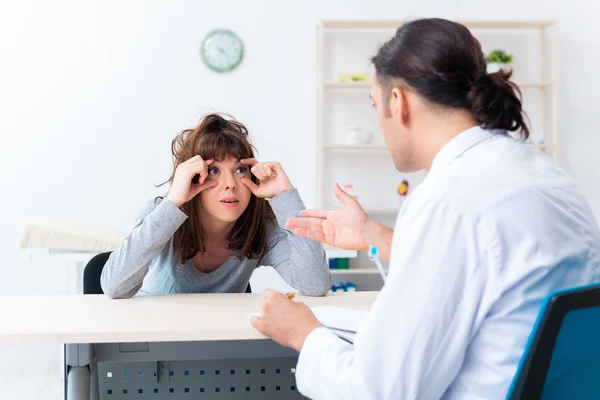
[240,159,294,199]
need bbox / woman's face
[199,155,253,223]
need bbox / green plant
[486,49,513,64]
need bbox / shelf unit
[320,20,555,30]
[323,143,554,154]
[324,245,358,259]
[323,81,554,90]
[330,267,389,275]
[316,20,558,279]
[323,204,399,215]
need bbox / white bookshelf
[316,20,558,280]
[324,245,358,259]
[320,20,555,30]
[324,81,554,90]
[322,144,388,151]
[330,267,389,275]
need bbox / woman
[101,113,331,298]
[251,18,600,399]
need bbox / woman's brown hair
[159,113,274,264]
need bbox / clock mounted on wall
[200,29,244,73]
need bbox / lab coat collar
[430,126,503,172]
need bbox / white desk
[0,292,376,344]
[0,292,377,399]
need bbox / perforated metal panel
[97,357,307,399]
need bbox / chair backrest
[83,252,112,294]
[507,284,600,400]
[82,252,252,295]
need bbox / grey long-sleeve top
[100,189,331,298]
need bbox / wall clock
[200,29,244,73]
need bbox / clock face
[200,29,244,73]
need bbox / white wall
[0,0,599,296]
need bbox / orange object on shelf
[397,180,409,196]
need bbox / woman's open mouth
[220,197,240,208]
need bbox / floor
[0,344,63,399]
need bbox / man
[250,18,600,399]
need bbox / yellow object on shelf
[397,180,409,196]
[338,73,369,82]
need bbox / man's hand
[250,289,323,352]
[286,183,395,262]
[286,183,371,251]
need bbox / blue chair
[507,284,600,399]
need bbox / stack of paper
[311,306,367,343]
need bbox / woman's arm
[102,155,216,298]
[100,199,187,298]
[239,159,331,295]
[259,189,332,296]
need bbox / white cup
[346,127,373,145]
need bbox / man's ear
[390,87,409,126]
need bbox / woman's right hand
[166,156,217,207]
[285,183,372,251]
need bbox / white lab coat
[296,126,600,400]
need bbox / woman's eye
[208,167,218,175]
[235,166,248,174]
